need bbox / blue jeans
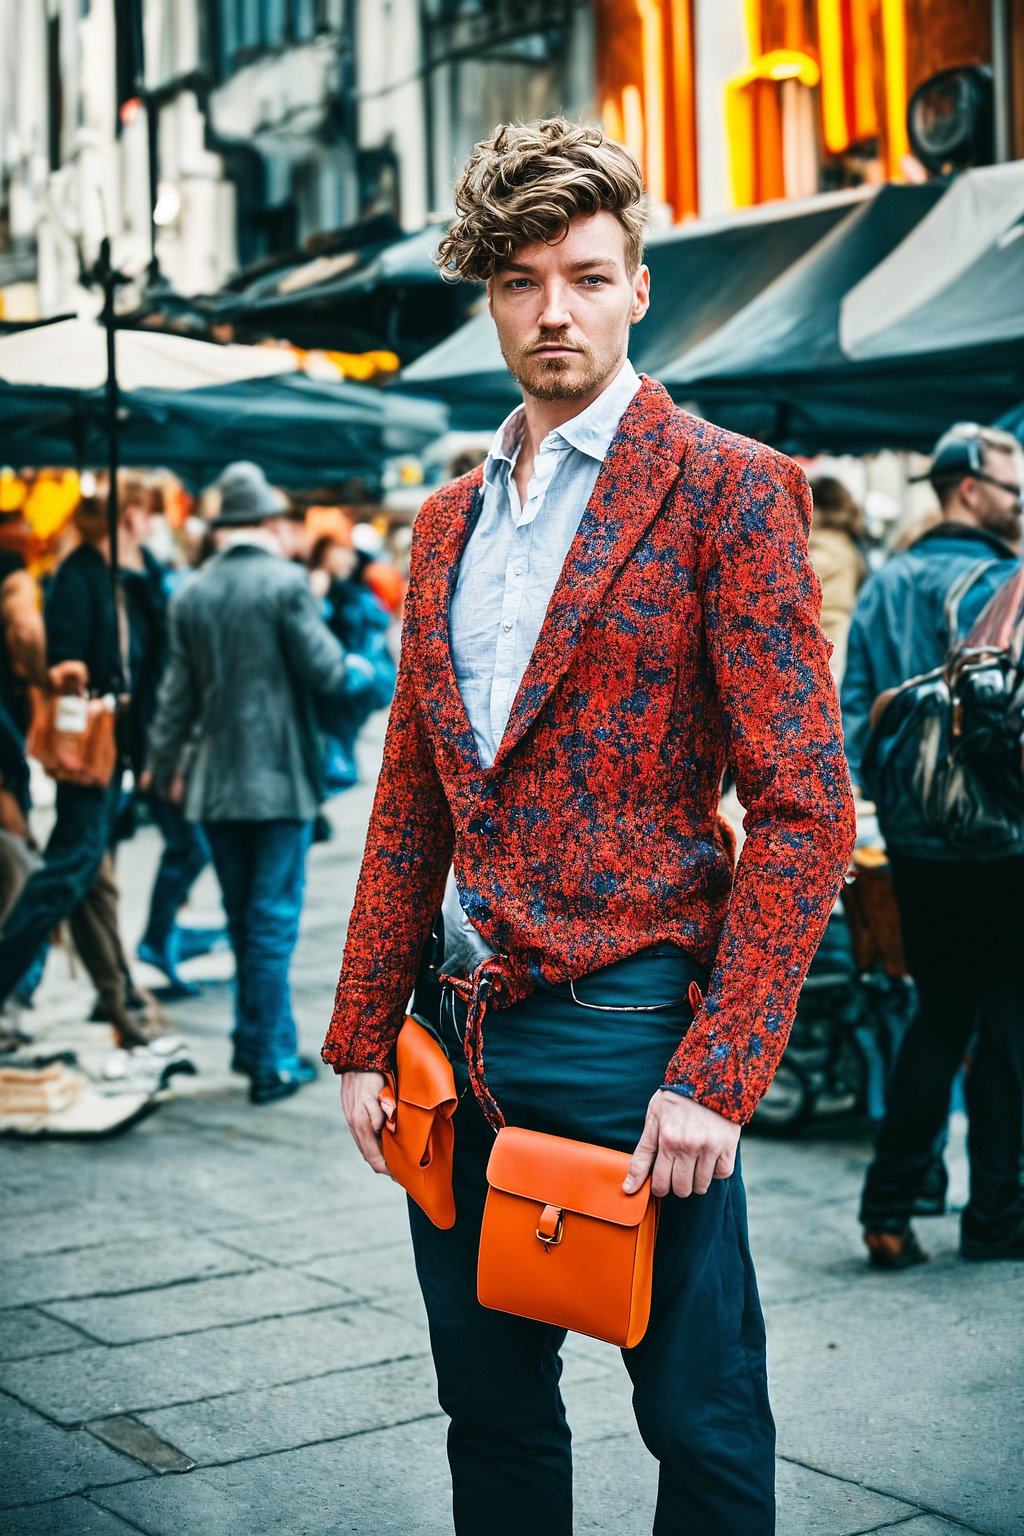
[204,819,313,1076]
[141,797,212,952]
[411,944,775,1536]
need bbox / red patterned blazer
[323,378,856,1124]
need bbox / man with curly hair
[324,119,855,1535]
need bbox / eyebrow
[497,258,620,275]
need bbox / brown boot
[863,1224,929,1271]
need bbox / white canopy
[840,161,1024,360]
[0,319,297,392]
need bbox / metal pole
[98,237,121,581]
[991,0,1012,163]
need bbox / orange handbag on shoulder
[381,1016,458,1230]
[477,1125,658,1349]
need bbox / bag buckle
[536,1204,564,1248]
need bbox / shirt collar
[483,358,642,485]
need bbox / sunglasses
[974,473,1024,502]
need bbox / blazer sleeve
[146,594,198,791]
[321,547,454,1075]
[663,446,857,1122]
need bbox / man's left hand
[623,1090,740,1199]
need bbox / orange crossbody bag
[477,1125,658,1349]
[381,1016,457,1230]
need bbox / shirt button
[513,566,523,577]
[502,619,513,632]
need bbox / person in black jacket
[0,478,167,1043]
[847,423,1024,1268]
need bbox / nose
[537,280,573,331]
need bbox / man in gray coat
[148,462,364,1104]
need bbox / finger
[651,1145,679,1200]
[713,1145,737,1181]
[351,1106,388,1174]
[624,1116,660,1192]
[670,1151,697,1200]
[692,1147,719,1196]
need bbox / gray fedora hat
[211,461,290,527]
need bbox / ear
[487,277,494,319]
[630,263,651,326]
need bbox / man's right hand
[340,1069,393,1176]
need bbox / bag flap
[485,1126,651,1228]
[394,1016,456,1111]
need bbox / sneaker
[102,1037,197,1092]
[863,1224,929,1270]
[175,926,230,962]
[961,1216,1024,1261]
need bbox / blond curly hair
[436,118,647,283]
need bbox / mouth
[531,346,582,358]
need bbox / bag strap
[943,560,999,652]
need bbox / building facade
[1,0,1021,320]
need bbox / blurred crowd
[1,416,1023,1258]
[0,460,406,1102]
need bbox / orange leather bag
[477,1125,658,1349]
[381,1016,457,1230]
[26,689,119,789]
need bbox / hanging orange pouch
[477,1125,658,1348]
[381,1016,457,1230]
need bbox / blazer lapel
[414,468,486,774]
[491,378,692,770]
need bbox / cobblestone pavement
[1,720,1021,1535]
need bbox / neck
[941,506,983,531]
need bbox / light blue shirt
[441,359,641,973]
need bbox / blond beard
[500,337,609,403]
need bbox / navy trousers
[408,945,776,1536]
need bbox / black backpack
[862,562,1024,860]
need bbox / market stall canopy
[114,375,448,490]
[220,224,480,364]
[653,179,1024,454]
[399,190,868,431]
[839,161,1024,360]
[0,318,296,391]
[660,182,944,389]
[0,324,447,491]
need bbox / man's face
[488,211,649,405]
[972,447,1024,543]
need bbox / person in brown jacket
[807,476,869,685]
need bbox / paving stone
[137,1356,442,1463]
[0,1236,256,1308]
[0,1391,145,1508]
[0,1308,90,1361]
[213,1194,410,1266]
[573,1430,656,1532]
[87,1415,195,1473]
[94,1417,454,1536]
[299,1238,419,1298]
[0,1497,143,1535]
[775,1461,919,1534]
[0,1305,429,1425]
[771,1275,1024,1536]
[46,1265,352,1343]
[861,1520,989,1536]
[0,1207,186,1262]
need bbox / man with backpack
[842,422,1024,1267]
